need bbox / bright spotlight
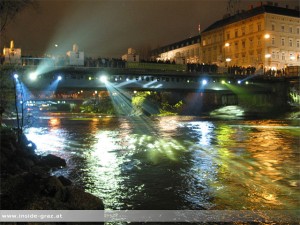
[245,81,249,85]
[14,74,19,79]
[29,72,38,81]
[58,76,62,81]
[237,80,242,84]
[100,75,108,83]
[221,80,226,84]
[202,79,207,85]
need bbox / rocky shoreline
[0,126,104,223]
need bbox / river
[20,113,299,212]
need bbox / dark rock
[30,165,51,177]
[1,142,17,159]
[58,175,72,186]
[27,196,70,210]
[41,176,65,201]
[65,187,104,210]
[0,128,105,213]
[39,154,66,168]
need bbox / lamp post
[13,73,22,140]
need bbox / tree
[0,65,17,125]
[0,0,36,35]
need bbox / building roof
[152,35,201,55]
[203,5,300,33]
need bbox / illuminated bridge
[12,64,299,112]
[14,65,297,92]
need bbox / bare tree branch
[0,0,37,35]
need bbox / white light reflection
[24,119,67,156]
[188,121,214,146]
[92,131,120,167]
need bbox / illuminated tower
[3,40,21,64]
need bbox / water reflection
[23,115,300,211]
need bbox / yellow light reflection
[49,117,61,129]
[209,121,299,210]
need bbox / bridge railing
[126,62,187,72]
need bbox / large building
[2,40,21,65]
[152,35,201,64]
[201,3,300,71]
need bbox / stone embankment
[0,127,104,223]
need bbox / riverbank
[0,126,104,212]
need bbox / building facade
[122,48,140,62]
[152,35,201,64]
[201,3,300,71]
[3,40,21,64]
[66,44,84,66]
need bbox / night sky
[1,0,299,58]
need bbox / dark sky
[1,0,299,58]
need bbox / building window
[272,51,275,59]
[289,27,293,33]
[271,24,275,31]
[297,27,300,34]
[203,40,206,46]
[281,38,285,46]
[258,37,261,46]
[257,23,261,31]
[235,42,238,50]
[282,52,285,60]
[249,24,253,33]
[242,27,245,35]
[235,30,238,38]
[289,39,293,47]
[226,32,230,40]
[281,25,285,32]
[249,38,253,48]
[242,40,246,48]
[297,40,300,48]
[272,37,275,45]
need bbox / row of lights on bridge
[14,73,250,85]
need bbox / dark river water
[21,113,299,212]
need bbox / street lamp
[265,54,271,58]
